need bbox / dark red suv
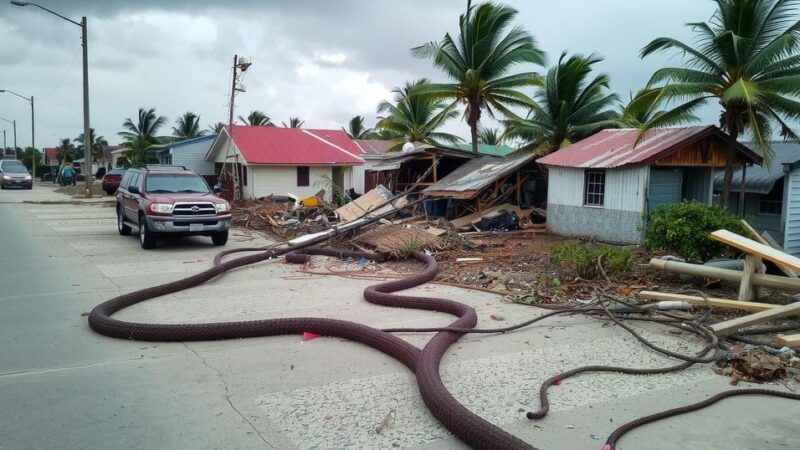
[115,165,231,249]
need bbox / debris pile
[715,345,799,383]
[230,190,334,238]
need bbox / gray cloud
[0,0,727,150]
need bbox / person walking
[61,163,75,186]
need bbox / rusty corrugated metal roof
[537,126,761,168]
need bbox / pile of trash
[230,190,335,239]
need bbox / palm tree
[237,110,273,126]
[620,88,703,142]
[503,53,619,154]
[74,128,109,162]
[173,111,206,139]
[118,108,167,167]
[343,115,375,139]
[56,138,74,163]
[478,128,502,145]
[208,122,225,134]
[282,117,305,128]
[375,79,463,151]
[640,0,800,207]
[412,1,546,153]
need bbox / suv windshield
[145,174,210,193]
[2,162,28,173]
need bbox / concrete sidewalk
[0,180,115,204]
[0,192,797,449]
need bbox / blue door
[648,168,683,211]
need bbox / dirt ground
[54,182,111,198]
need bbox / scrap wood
[710,229,800,272]
[722,345,786,383]
[740,220,797,278]
[352,224,449,257]
[710,301,800,336]
[449,203,532,231]
[775,334,800,347]
[638,291,777,312]
[335,185,406,223]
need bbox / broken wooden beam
[710,229,800,272]
[740,220,798,278]
[775,334,800,347]
[710,301,800,336]
[637,291,776,312]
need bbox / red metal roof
[226,126,364,165]
[353,140,394,155]
[537,126,760,168]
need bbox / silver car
[0,159,33,189]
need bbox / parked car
[0,159,33,189]
[115,165,231,249]
[102,168,127,195]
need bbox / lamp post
[0,90,34,178]
[11,1,91,197]
[0,117,17,158]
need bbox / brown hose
[89,247,534,449]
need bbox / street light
[0,117,17,158]
[0,90,34,178]
[11,0,92,197]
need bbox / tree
[237,110,273,126]
[620,88,703,142]
[412,1,546,153]
[74,128,109,162]
[282,117,305,128]
[375,79,463,151]
[477,128,503,145]
[173,111,205,139]
[343,115,375,139]
[118,108,167,167]
[640,0,800,208]
[503,53,619,154]
[208,122,225,134]
[57,138,74,163]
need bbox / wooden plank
[740,220,770,246]
[738,254,762,301]
[638,291,776,312]
[775,334,800,347]
[761,230,799,278]
[710,229,800,271]
[709,301,800,336]
[740,220,797,278]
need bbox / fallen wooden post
[710,301,800,336]
[637,291,776,312]
[649,258,800,292]
[775,334,800,347]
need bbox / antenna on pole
[222,54,252,200]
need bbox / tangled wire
[88,244,800,450]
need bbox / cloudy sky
[0,0,717,149]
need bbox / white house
[537,126,761,244]
[205,126,364,200]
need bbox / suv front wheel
[139,214,157,249]
[211,230,228,246]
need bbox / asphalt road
[1,184,798,450]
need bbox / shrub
[549,241,635,279]
[644,200,744,262]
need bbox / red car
[115,165,230,249]
[102,168,127,194]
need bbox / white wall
[547,165,647,212]
[248,165,333,199]
[783,168,800,257]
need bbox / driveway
[0,186,796,450]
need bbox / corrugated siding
[783,169,800,256]
[172,140,216,176]
[605,166,647,212]
[648,168,682,211]
[548,166,646,212]
[682,167,712,203]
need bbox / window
[297,166,310,187]
[584,170,606,206]
[759,183,783,215]
[119,171,132,189]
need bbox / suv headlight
[24,174,32,180]
[216,201,230,212]
[2,175,10,180]
[149,203,174,214]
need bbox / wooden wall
[654,138,749,167]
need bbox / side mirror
[212,184,222,194]
[128,185,140,194]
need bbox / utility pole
[0,117,16,158]
[222,54,251,200]
[2,129,5,157]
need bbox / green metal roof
[455,143,514,156]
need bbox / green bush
[549,241,635,279]
[644,200,744,262]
